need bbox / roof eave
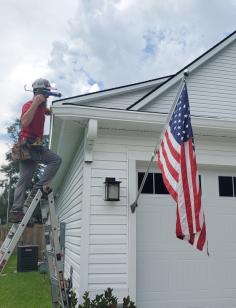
[51,104,236,140]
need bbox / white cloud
[0,0,236,180]
[48,0,236,95]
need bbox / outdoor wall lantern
[104,177,121,201]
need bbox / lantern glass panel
[108,183,119,200]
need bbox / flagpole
[130,70,189,213]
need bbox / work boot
[9,208,25,223]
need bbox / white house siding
[88,129,129,300]
[87,128,160,299]
[79,84,159,109]
[56,140,84,290]
[141,39,236,120]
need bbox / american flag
[157,82,208,254]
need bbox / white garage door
[136,169,236,308]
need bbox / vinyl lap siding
[56,141,84,290]
[142,40,236,120]
[88,132,129,299]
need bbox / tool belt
[11,138,43,161]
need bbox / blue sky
[0,0,236,178]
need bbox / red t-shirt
[19,100,46,141]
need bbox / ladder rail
[0,224,18,263]
[41,200,62,306]
[41,192,69,308]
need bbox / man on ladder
[0,79,70,307]
[9,78,62,223]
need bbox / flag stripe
[165,129,180,162]
[180,143,194,235]
[157,153,178,202]
[185,141,197,233]
[158,145,179,191]
[160,141,179,182]
[196,219,206,251]
[189,139,201,231]
[176,207,184,239]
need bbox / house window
[138,172,169,195]
[218,176,236,197]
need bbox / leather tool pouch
[11,142,31,161]
[11,137,43,161]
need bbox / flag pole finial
[183,69,189,77]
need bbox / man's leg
[9,159,37,222]
[31,147,62,190]
[12,159,37,211]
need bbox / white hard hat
[32,78,51,90]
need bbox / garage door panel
[206,213,236,255]
[137,210,176,249]
[137,169,236,308]
[169,260,209,290]
[207,260,236,289]
[204,199,236,212]
[137,254,170,291]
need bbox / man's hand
[32,94,46,106]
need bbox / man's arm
[21,95,46,127]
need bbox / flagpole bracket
[130,201,138,213]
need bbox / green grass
[0,255,52,308]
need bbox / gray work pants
[12,147,62,210]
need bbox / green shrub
[78,288,136,308]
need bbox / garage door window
[138,172,169,194]
[138,172,202,195]
[218,176,236,197]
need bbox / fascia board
[130,32,236,111]
[52,105,236,135]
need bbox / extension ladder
[0,189,69,308]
